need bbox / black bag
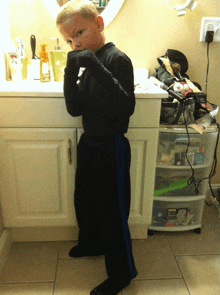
[151,49,208,125]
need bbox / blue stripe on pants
[115,135,137,279]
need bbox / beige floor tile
[132,237,182,280]
[176,255,220,295]
[8,241,61,258]
[0,242,60,283]
[58,241,78,260]
[167,228,220,255]
[0,283,54,295]
[54,258,107,295]
[122,279,190,295]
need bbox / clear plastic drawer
[152,199,204,227]
[154,167,210,197]
[156,128,218,167]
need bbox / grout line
[52,244,60,295]
[0,281,54,285]
[166,237,192,295]
[133,278,192,281]
[174,253,220,256]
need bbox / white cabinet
[0,93,165,241]
[0,128,77,227]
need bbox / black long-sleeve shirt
[64,42,135,136]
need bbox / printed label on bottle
[42,62,48,74]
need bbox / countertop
[0,80,168,98]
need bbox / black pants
[74,133,138,280]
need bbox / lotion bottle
[40,44,51,82]
[50,38,66,81]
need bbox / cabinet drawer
[0,98,82,128]
[0,97,162,128]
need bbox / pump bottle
[40,44,51,82]
[50,38,66,81]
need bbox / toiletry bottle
[8,41,22,81]
[5,41,16,81]
[9,53,22,81]
[40,44,51,82]
[50,37,67,82]
[16,37,27,79]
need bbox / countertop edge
[0,81,168,99]
[0,92,168,99]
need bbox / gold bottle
[40,44,51,82]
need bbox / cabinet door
[127,128,159,239]
[0,128,77,227]
[77,128,159,239]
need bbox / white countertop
[0,80,168,99]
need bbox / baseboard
[9,223,146,242]
[10,226,79,242]
[0,229,13,275]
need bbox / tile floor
[0,204,220,295]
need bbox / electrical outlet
[199,17,220,42]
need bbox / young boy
[56,1,138,294]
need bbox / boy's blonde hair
[56,0,99,26]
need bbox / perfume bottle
[40,44,51,82]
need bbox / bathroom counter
[0,80,167,99]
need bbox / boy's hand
[67,50,97,69]
[67,49,116,88]
[65,50,83,77]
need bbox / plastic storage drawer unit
[149,125,218,234]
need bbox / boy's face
[58,14,105,53]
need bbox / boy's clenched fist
[67,49,97,69]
